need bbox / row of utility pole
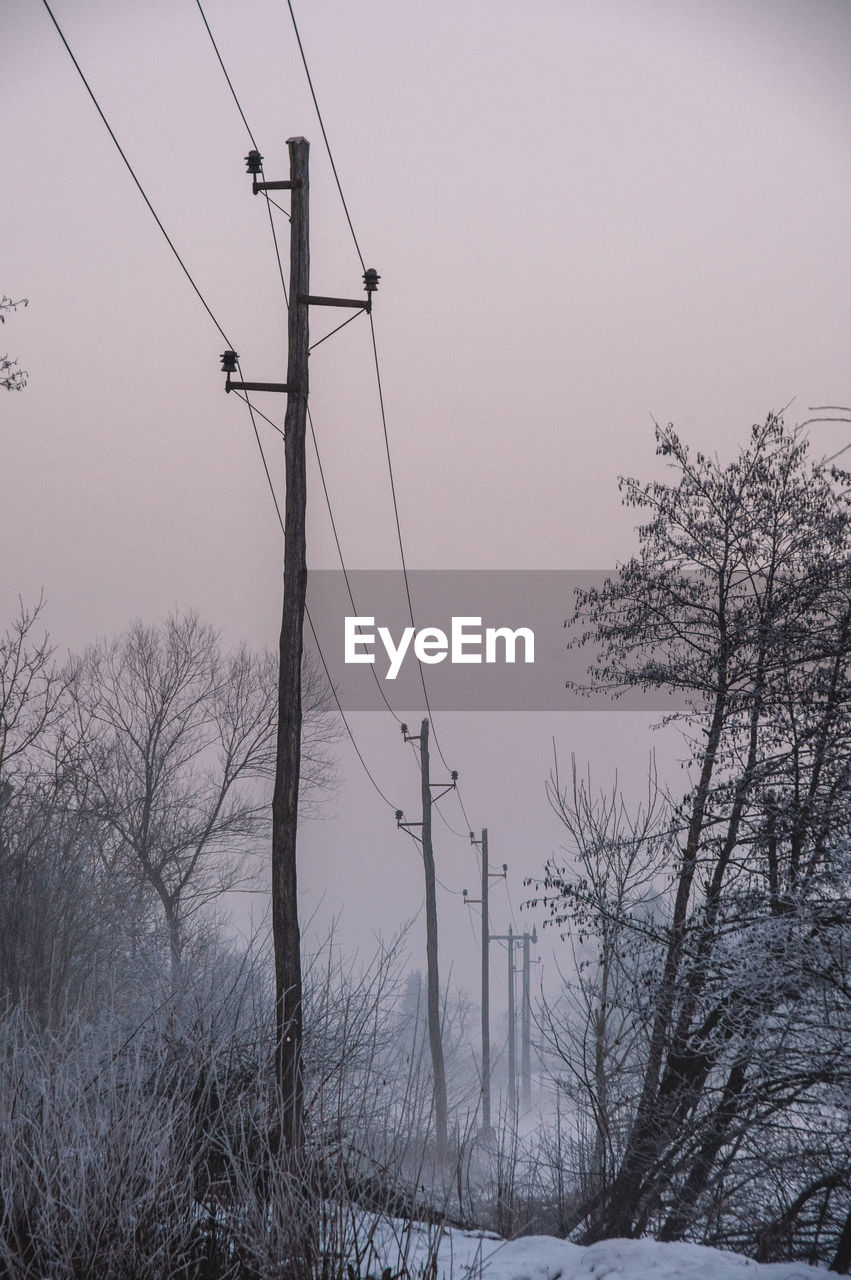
[491,924,538,1115]
[398,738,539,1145]
[227,136,538,1156]
[466,840,537,1128]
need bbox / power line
[191,0,485,854]
[505,873,520,931]
[278,0,480,837]
[309,308,365,353]
[230,391,284,438]
[194,0,259,151]
[367,311,456,774]
[285,0,366,272]
[240,366,286,532]
[244,390,402,813]
[307,407,402,723]
[45,0,404,829]
[261,172,290,304]
[43,0,291,500]
[190,12,411,743]
[454,785,476,841]
[191,0,398,736]
[304,607,402,813]
[195,0,293,310]
[189,1,411,816]
[432,798,468,840]
[40,0,232,349]
[193,1,397,730]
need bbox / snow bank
[369,1221,828,1280]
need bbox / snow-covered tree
[553,416,851,1266]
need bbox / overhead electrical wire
[230,392,285,438]
[366,309,453,762]
[194,0,259,151]
[190,1,412,818]
[58,0,490,899]
[280,0,475,823]
[305,611,401,813]
[307,407,402,723]
[41,0,285,456]
[193,0,410,735]
[47,0,479,876]
[195,0,292,310]
[44,0,402,820]
[197,0,524,943]
[189,0,409,811]
[285,0,366,272]
[40,0,231,349]
[367,321,480,832]
[238,388,401,814]
[239,365,286,532]
[309,308,365,353]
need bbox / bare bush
[0,930,461,1279]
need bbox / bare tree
[64,612,337,982]
[0,596,66,786]
[558,415,851,1261]
[0,295,28,391]
[0,600,135,1022]
[531,755,671,1199]
[0,777,132,1025]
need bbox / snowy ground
[363,1221,829,1280]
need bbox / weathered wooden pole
[420,718,449,1155]
[272,135,309,1151]
[521,928,533,1108]
[507,924,516,1110]
[480,828,492,1134]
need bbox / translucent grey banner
[305,570,690,713]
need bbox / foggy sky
[3,0,850,1003]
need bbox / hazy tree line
[0,604,494,1278]
[0,606,444,1277]
[0,606,336,1021]
[531,416,851,1271]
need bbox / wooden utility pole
[480,828,491,1133]
[420,719,449,1155]
[464,830,507,1136]
[491,925,527,1112]
[272,135,310,1152]
[521,927,537,1108]
[223,140,378,1156]
[398,719,450,1156]
[507,924,516,1109]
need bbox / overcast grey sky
[3,0,850,1000]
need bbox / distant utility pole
[397,719,457,1157]
[521,925,537,1108]
[220,137,378,1152]
[464,830,507,1136]
[490,926,518,1107]
[490,924,535,1112]
[507,924,516,1109]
